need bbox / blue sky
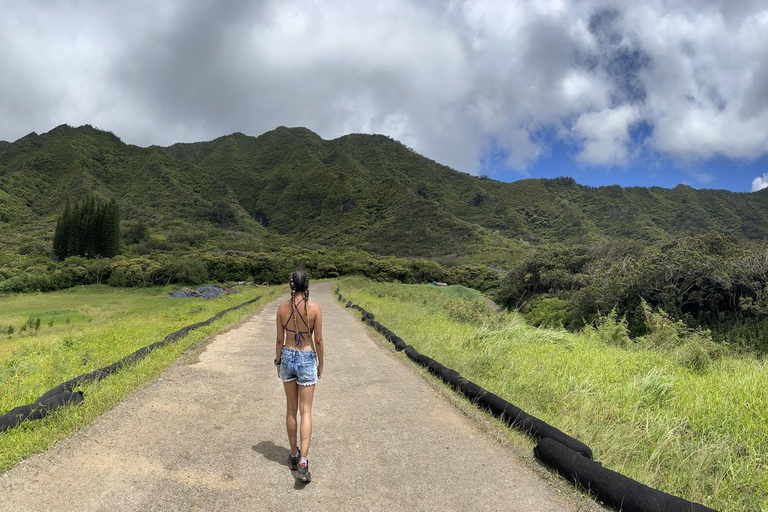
[482,138,768,193]
[1,1,767,193]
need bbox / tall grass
[0,284,283,472]
[339,277,768,512]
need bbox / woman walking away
[275,271,324,483]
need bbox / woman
[275,271,324,483]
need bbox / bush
[409,259,447,283]
[160,257,209,285]
[636,300,727,371]
[83,258,113,284]
[445,298,498,325]
[107,258,161,287]
[316,262,339,279]
[168,229,207,247]
[637,300,688,349]
[526,296,579,329]
[715,317,768,354]
[589,309,631,347]
[673,330,723,373]
[0,272,58,293]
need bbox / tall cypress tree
[52,197,121,260]
[84,197,95,257]
[94,201,108,257]
[71,201,84,257]
[53,200,71,261]
[104,198,120,257]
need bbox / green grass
[338,277,768,512]
[441,284,484,301]
[0,283,283,472]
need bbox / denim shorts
[280,347,318,386]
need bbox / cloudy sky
[2,1,768,192]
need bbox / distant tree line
[53,198,120,260]
[0,247,500,297]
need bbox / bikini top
[283,298,313,347]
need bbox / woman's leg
[298,384,316,457]
[283,380,299,454]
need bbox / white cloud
[631,2,768,161]
[752,173,768,191]
[572,105,640,166]
[692,171,715,184]
[1,1,768,178]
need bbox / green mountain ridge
[2,124,767,262]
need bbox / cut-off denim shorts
[280,347,318,386]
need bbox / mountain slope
[2,124,768,261]
[165,127,768,249]
[0,125,282,255]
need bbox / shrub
[445,297,498,325]
[0,272,58,293]
[673,330,723,373]
[108,258,161,287]
[637,300,688,349]
[316,262,339,279]
[526,296,579,329]
[589,309,631,347]
[160,257,209,285]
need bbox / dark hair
[289,271,309,292]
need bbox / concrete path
[0,282,599,511]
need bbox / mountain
[163,126,768,251]
[2,124,768,262]
[0,125,283,256]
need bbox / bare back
[276,298,322,351]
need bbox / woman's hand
[318,364,323,379]
[277,365,281,379]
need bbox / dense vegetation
[0,248,498,296]
[498,232,768,353]
[337,277,767,512]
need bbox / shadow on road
[252,440,290,466]
[252,441,311,489]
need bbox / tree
[52,197,120,260]
[53,200,72,261]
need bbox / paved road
[0,282,599,511]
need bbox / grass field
[338,277,768,512]
[0,284,284,472]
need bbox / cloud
[1,0,768,179]
[752,173,768,191]
[572,105,640,166]
[692,171,716,184]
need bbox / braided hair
[289,271,310,346]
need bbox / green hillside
[164,126,768,251]
[0,125,283,256]
[2,123,768,262]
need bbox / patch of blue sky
[479,127,768,193]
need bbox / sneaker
[295,459,311,483]
[289,450,300,471]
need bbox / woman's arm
[275,306,284,375]
[314,305,324,378]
